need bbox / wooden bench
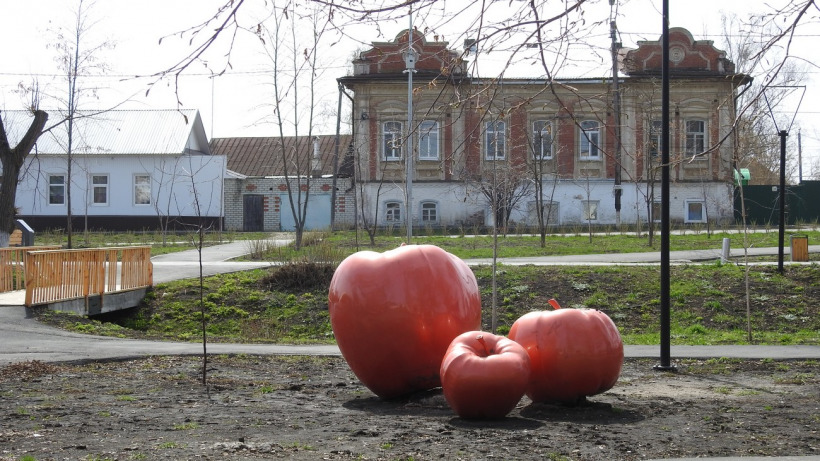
[9,229,23,247]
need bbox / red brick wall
[465,107,481,176]
[556,115,575,177]
[444,113,453,180]
[509,105,528,169]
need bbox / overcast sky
[1,0,817,171]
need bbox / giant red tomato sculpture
[440,331,531,419]
[508,299,623,404]
[328,244,481,399]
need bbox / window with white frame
[485,120,506,160]
[48,174,65,205]
[685,119,706,158]
[385,201,402,223]
[418,120,439,160]
[91,174,109,205]
[582,200,599,221]
[579,120,600,159]
[648,119,662,159]
[382,121,403,160]
[134,174,151,205]
[685,200,706,223]
[420,201,438,223]
[532,120,553,159]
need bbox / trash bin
[790,234,809,262]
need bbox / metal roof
[1,109,209,155]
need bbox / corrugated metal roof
[210,134,353,177]
[1,109,206,155]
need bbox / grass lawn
[35,228,820,347]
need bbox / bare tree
[256,2,332,250]
[721,14,807,186]
[48,0,113,248]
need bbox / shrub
[261,261,335,291]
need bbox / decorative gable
[622,27,736,76]
[352,29,465,76]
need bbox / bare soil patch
[1,355,817,460]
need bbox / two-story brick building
[337,27,751,229]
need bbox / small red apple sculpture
[440,331,531,419]
[508,299,623,404]
[328,244,481,399]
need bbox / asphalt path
[1,239,819,367]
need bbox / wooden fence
[23,246,153,307]
[0,246,61,293]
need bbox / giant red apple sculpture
[508,299,623,404]
[328,244,481,399]
[440,331,531,419]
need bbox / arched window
[418,120,439,160]
[685,119,706,158]
[420,201,438,223]
[579,120,600,159]
[382,121,403,160]
[532,120,553,159]
[485,120,506,160]
[385,201,402,222]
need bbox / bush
[262,261,335,291]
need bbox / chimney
[312,137,321,178]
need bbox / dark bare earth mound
[1,356,817,460]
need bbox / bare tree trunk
[0,110,49,247]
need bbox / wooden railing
[0,246,61,293]
[23,246,153,307]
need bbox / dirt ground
[0,355,817,461]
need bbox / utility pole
[403,10,417,244]
[609,9,623,225]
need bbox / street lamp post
[403,15,417,244]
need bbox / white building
[3,109,224,231]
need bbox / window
[385,201,402,223]
[421,201,438,223]
[533,120,553,159]
[382,121,403,160]
[582,200,599,221]
[485,120,506,160]
[685,119,706,157]
[134,174,151,205]
[579,120,600,159]
[529,200,560,226]
[418,120,439,160]
[685,200,706,223]
[92,174,109,205]
[651,201,661,222]
[648,120,662,158]
[48,174,65,205]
